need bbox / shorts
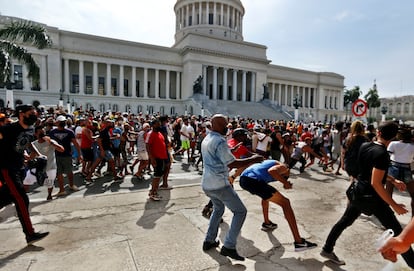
[56,156,73,175]
[102,150,114,161]
[180,139,190,150]
[239,176,277,200]
[111,147,120,157]
[24,169,56,188]
[136,150,149,161]
[81,148,94,162]
[388,163,413,183]
[153,158,168,178]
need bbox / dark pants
[323,198,414,268]
[289,156,306,170]
[0,168,34,238]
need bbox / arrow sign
[352,99,368,117]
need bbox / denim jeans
[204,186,247,249]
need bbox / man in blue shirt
[240,160,317,251]
[201,114,263,261]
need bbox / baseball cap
[56,115,67,122]
[232,128,248,137]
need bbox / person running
[320,121,414,268]
[239,160,317,251]
[0,104,49,244]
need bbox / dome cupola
[174,0,245,43]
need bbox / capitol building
[0,0,345,122]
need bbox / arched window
[170,106,175,116]
[32,100,40,108]
[112,104,118,112]
[137,105,142,114]
[99,103,105,113]
[125,104,131,113]
[0,99,4,109]
[160,106,165,115]
[388,103,393,115]
[85,103,92,111]
[404,103,410,114]
[396,103,402,114]
[15,99,23,107]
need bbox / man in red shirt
[146,118,168,201]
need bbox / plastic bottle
[376,229,411,271]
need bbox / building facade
[0,0,345,122]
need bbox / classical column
[143,67,148,98]
[241,70,246,102]
[199,1,202,24]
[176,71,181,99]
[119,65,124,97]
[131,66,136,97]
[64,59,70,93]
[206,2,209,24]
[222,68,228,100]
[220,3,223,25]
[192,3,195,25]
[213,2,216,24]
[250,72,255,102]
[165,70,170,99]
[284,85,288,106]
[78,60,84,94]
[272,83,276,104]
[278,84,282,105]
[212,66,218,100]
[93,62,98,95]
[202,66,207,96]
[106,63,111,96]
[186,5,189,27]
[307,87,311,108]
[226,4,230,27]
[301,86,305,107]
[155,69,159,98]
[40,56,47,91]
[232,69,237,101]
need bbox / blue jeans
[204,186,247,249]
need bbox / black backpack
[27,156,48,186]
[344,135,368,178]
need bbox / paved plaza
[0,159,412,271]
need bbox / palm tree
[343,86,361,120]
[0,19,52,89]
[364,81,381,121]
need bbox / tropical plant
[364,82,381,120]
[343,86,361,120]
[0,20,52,88]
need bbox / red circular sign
[352,99,368,117]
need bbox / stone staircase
[189,94,291,120]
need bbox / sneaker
[54,191,67,197]
[261,221,278,231]
[320,250,346,265]
[149,194,161,201]
[202,240,220,251]
[129,166,134,173]
[69,185,79,191]
[220,246,245,261]
[299,166,305,173]
[26,231,49,245]
[201,206,213,218]
[294,238,317,252]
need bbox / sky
[1,0,414,98]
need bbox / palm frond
[0,20,52,49]
[0,40,39,83]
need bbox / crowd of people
[0,104,413,267]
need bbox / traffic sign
[352,99,368,117]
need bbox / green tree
[364,81,381,121]
[0,20,52,88]
[343,86,361,120]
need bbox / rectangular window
[124,79,129,96]
[197,14,200,24]
[85,75,93,94]
[209,13,213,24]
[111,78,118,96]
[14,65,23,90]
[136,80,140,97]
[71,74,79,93]
[98,77,105,95]
[189,15,192,26]
[324,96,328,109]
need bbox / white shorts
[136,150,149,161]
[24,169,56,188]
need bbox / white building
[0,0,345,122]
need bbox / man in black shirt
[0,105,49,245]
[321,121,414,268]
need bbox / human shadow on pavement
[0,201,43,223]
[0,244,44,269]
[135,189,175,229]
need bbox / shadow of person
[136,189,174,229]
[0,245,44,269]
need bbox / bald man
[201,114,263,261]
[240,160,317,251]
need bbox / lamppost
[293,95,301,121]
[381,106,388,122]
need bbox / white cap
[56,115,67,122]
